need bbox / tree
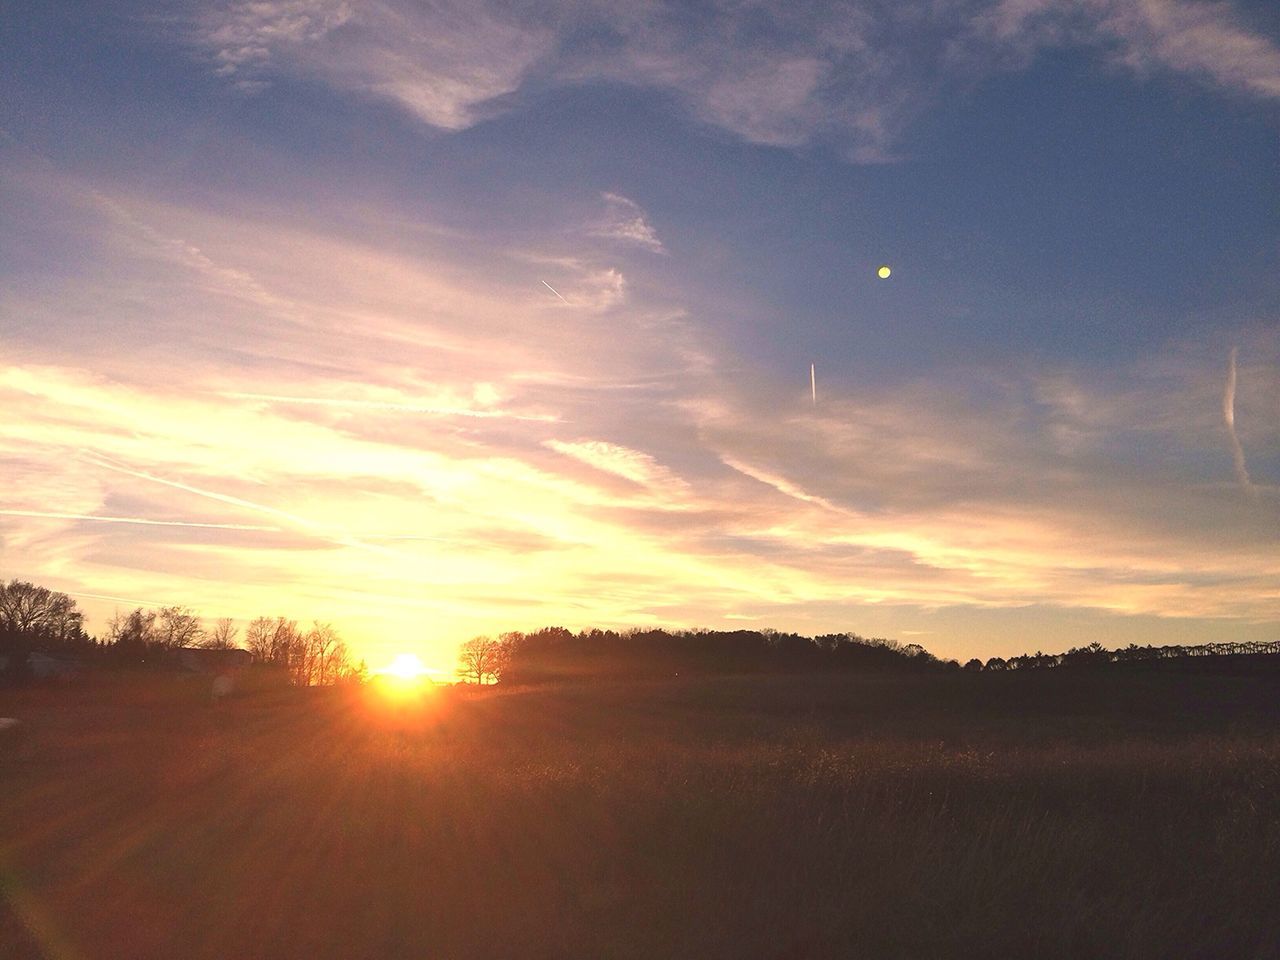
[0,580,83,639]
[202,618,240,649]
[104,608,158,661]
[154,606,204,650]
[458,635,505,684]
[0,580,84,683]
[294,621,350,687]
[245,616,301,666]
[340,658,369,686]
[963,658,984,672]
[243,617,353,686]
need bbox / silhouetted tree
[154,605,204,650]
[341,657,370,685]
[963,658,984,672]
[0,580,84,682]
[0,580,83,638]
[240,616,353,685]
[295,621,349,687]
[104,608,158,662]
[458,635,505,684]
[492,625,958,684]
[202,618,240,650]
[245,616,302,667]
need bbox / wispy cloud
[1093,0,1280,98]
[545,439,690,498]
[196,0,553,128]
[591,193,665,253]
[81,454,411,561]
[220,392,561,422]
[3,153,1278,667]
[0,509,282,532]
[184,0,1280,161]
[718,454,847,514]
[1222,346,1256,496]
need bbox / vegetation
[0,580,95,683]
[2,670,1278,959]
[466,625,1280,686]
[0,578,362,687]
[469,626,952,684]
[5,577,1280,956]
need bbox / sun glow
[379,652,431,683]
[368,652,439,715]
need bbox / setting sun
[378,652,430,682]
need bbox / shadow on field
[2,670,1279,959]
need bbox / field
[3,669,1279,959]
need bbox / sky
[1,0,1278,673]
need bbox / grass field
[2,669,1279,959]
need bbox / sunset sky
[2,0,1278,672]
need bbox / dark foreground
[2,670,1279,959]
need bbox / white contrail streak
[66,590,169,608]
[357,534,453,542]
[220,392,559,422]
[1223,347,1256,497]
[81,455,410,560]
[811,363,816,406]
[2,506,455,545]
[0,509,281,531]
[541,280,570,304]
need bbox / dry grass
[2,670,1279,959]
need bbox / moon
[877,265,892,279]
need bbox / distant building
[174,647,252,674]
[173,646,252,699]
[0,652,86,681]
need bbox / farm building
[174,647,252,673]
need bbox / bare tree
[458,635,505,684]
[342,658,370,685]
[243,616,351,685]
[244,616,276,662]
[154,605,204,650]
[0,580,85,682]
[299,622,355,686]
[245,616,301,666]
[104,608,158,660]
[202,618,240,649]
[0,580,83,640]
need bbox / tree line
[457,627,956,684]
[960,638,1280,672]
[0,578,364,686]
[460,628,1280,685]
[7,575,1272,690]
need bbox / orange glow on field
[368,653,438,711]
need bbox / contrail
[81,454,411,560]
[65,590,169,608]
[1223,347,1256,497]
[220,392,559,422]
[810,363,816,406]
[358,534,453,542]
[0,509,281,531]
[541,280,570,304]
[0,507,453,543]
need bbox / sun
[369,652,437,709]
[379,652,430,683]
